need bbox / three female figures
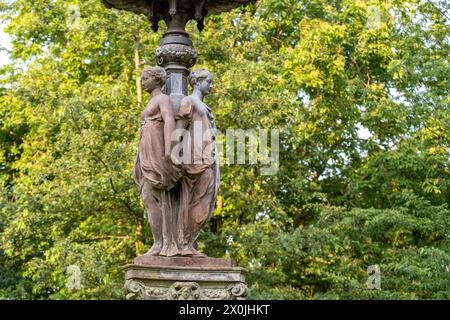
[133,66,219,257]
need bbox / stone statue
[134,67,219,258]
[133,66,182,256]
[102,0,250,300]
[175,69,220,257]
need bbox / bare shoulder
[155,93,171,103]
[177,96,195,116]
[154,94,172,109]
[180,95,194,106]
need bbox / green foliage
[230,196,449,299]
[1,0,449,299]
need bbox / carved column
[156,13,198,112]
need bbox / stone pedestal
[124,256,248,300]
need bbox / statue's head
[188,69,213,96]
[142,66,167,93]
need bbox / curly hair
[141,66,167,87]
[188,69,213,88]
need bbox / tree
[0,0,449,299]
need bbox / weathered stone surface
[124,261,248,300]
[156,42,198,69]
[102,0,256,32]
[102,0,256,17]
[134,255,236,268]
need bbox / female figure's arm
[159,96,176,160]
[176,97,193,130]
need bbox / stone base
[124,255,248,300]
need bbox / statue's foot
[145,243,162,256]
[180,246,207,258]
[180,247,194,256]
[160,243,181,257]
[159,244,168,256]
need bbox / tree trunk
[134,29,142,107]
